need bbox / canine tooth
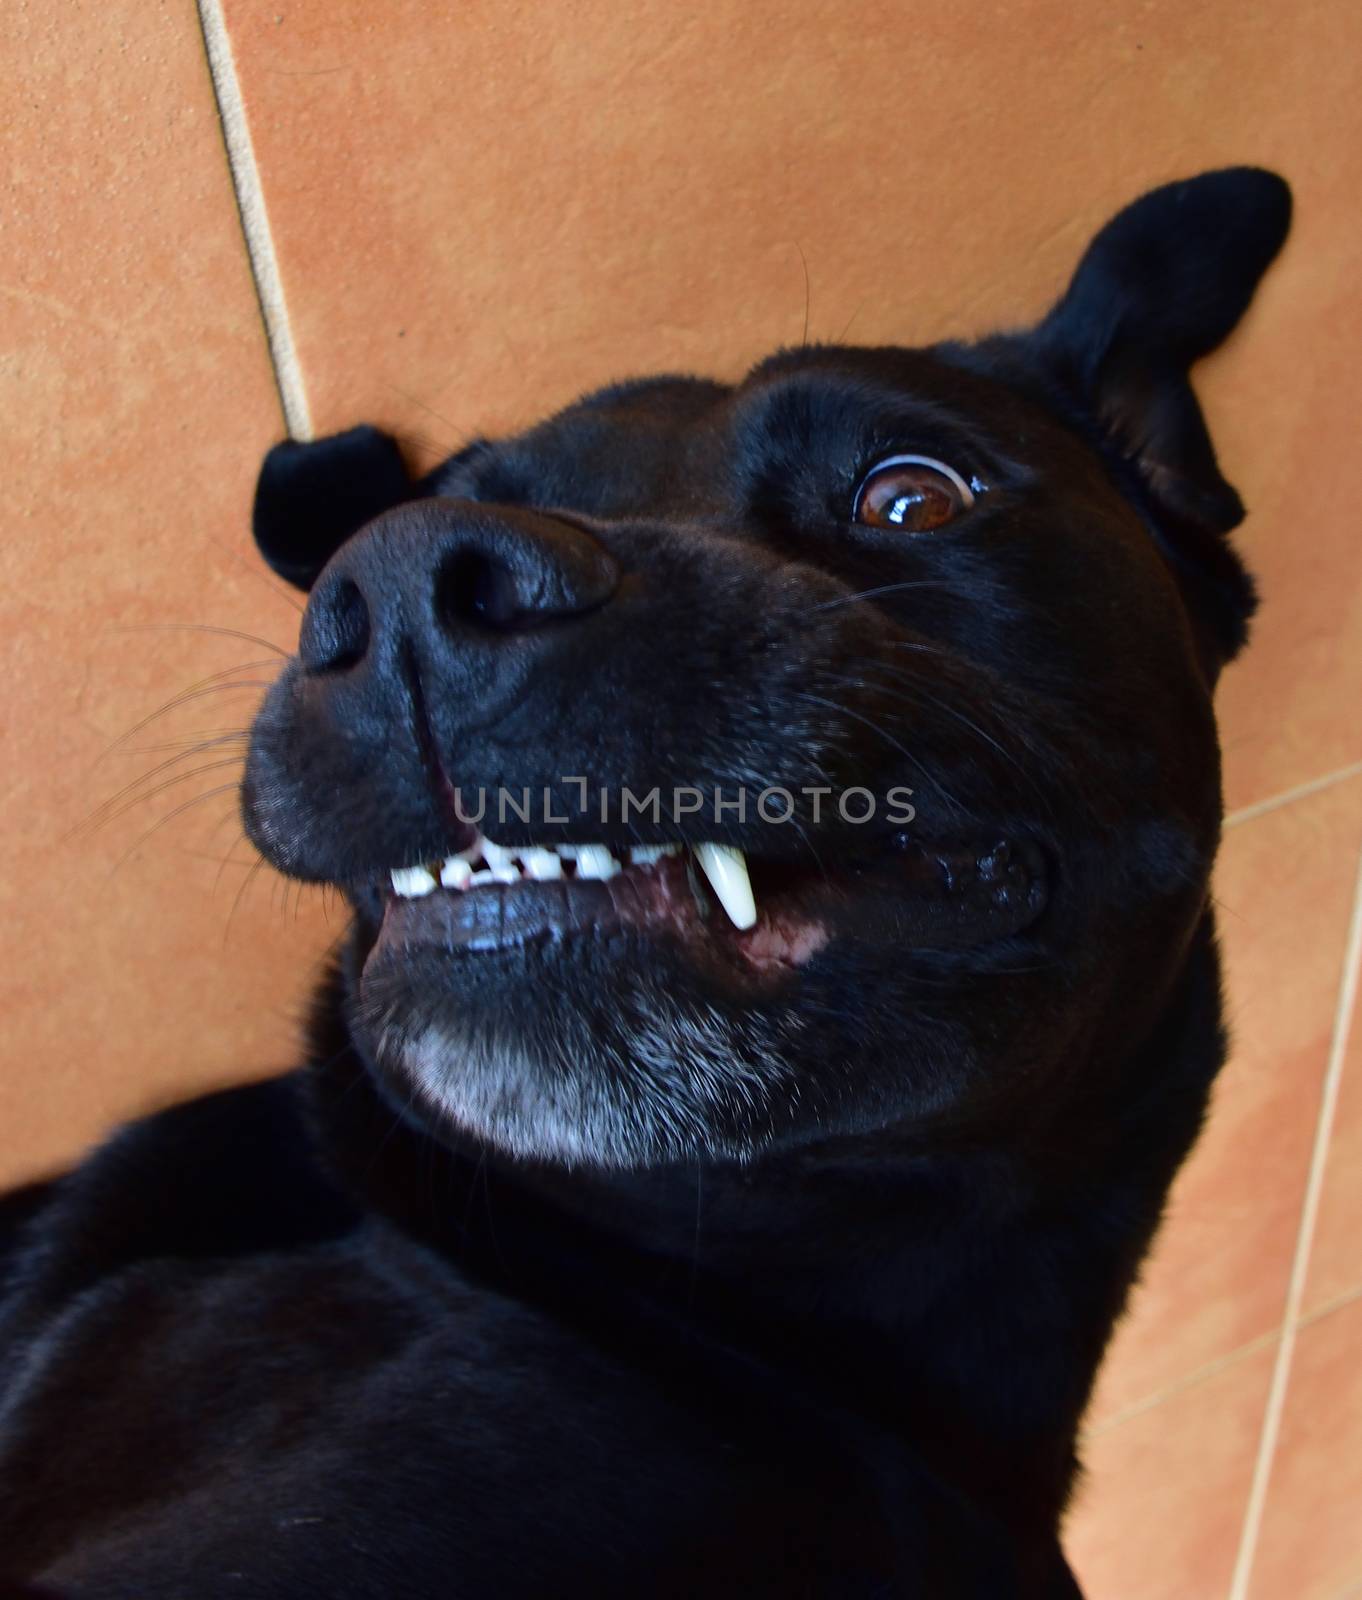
[693,843,757,930]
[391,865,437,898]
[439,857,472,890]
[520,848,563,881]
[574,845,619,880]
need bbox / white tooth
[467,865,519,885]
[630,845,671,865]
[439,857,472,890]
[693,843,757,930]
[391,865,437,898]
[574,845,620,880]
[455,832,485,862]
[520,848,563,881]
[480,839,514,871]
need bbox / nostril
[436,548,523,632]
[299,576,370,673]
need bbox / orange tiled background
[3,3,1361,1595]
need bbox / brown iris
[854,457,973,532]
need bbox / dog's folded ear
[253,425,414,590]
[1036,166,1291,662]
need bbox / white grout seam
[1228,836,1362,1600]
[195,0,313,441]
[1083,1326,1282,1441]
[1297,1280,1362,1329]
[1224,761,1362,830]
[1084,1287,1362,1446]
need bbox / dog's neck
[302,921,1221,1534]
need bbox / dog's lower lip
[378,857,702,950]
[369,854,814,968]
[362,837,1047,975]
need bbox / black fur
[254,424,414,590]
[1,169,1290,1596]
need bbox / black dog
[0,168,1290,1597]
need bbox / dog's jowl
[0,169,1291,1597]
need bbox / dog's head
[243,169,1289,1170]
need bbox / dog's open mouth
[368,829,1048,980]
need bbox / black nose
[298,499,620,677]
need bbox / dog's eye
[853,455,975,532]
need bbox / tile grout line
[1082,1325,1281,1440]
[1224,761,1362,830]
[1082,1284,1362,1446]
[1227,835,1362,1600]
[1296,1279,1362,1330]
[194,0,313,441]
[1082,1283,1362,1448]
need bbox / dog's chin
[350,927,807,1170]
[338,841,1048,1170]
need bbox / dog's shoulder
[0,1076,355,1330]
[0,1087,1052,1597]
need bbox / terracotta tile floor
[1069,776,1362,1597]
[6,3,1362,1595]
